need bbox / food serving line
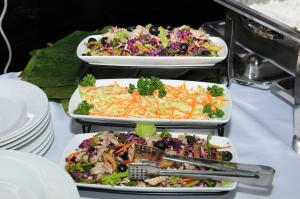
[1,72,297,199]
[2,1,300,198]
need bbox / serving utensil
[128,163,271,186]
[133,144,275,186]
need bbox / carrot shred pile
[80,82,226,120]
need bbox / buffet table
[2,72,298,199]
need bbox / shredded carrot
[82,82,227,120]
[114,142,136,154]
[211,144,231,149]
[206,92,213,103]
[181,178,194,182]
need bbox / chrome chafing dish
[214,0,300,153]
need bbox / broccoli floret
[207,85,224,97]
[160,129,172,138]
[134,76,166,98]
[203,104,214,118]
[128,83,136,94]
[203,103,224,118]
[78,74,96,87]
[215,108,225,118]
[73,100,93,115]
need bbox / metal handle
[158,169,271,186]
[163,154,275,186]
[247,21,283,40]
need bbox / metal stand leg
[217,125,225,137]
[82,125,92,133]
[292,53,300,153]
[224,13,236,88]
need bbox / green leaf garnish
[135,123,156,139]
[73,100,93,115]
[128,83,136,94]
[158,26,169,48]
[203,103,224,118]
[78,74,96,87]
[134,76,166,98]
[160,129,172,138]
[207,85,224,97]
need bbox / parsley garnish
[73,100,93,115]
[203,103,224,118]
[207,85,224,97]
[78,74,96,87]
[128,76,167,98]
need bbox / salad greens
[170,176,180,185]
[135,123,157,139]
[160,130,172,138]
[115,29,129,43]
[73,100,93,115]
[145,23,153,30]
[78,74,96,87]
[65,126,234,188]
[85,25,222,57]
[101,171,129,186]
[207,85,224,97]
[184,180,200,187]
[158,26,169,48]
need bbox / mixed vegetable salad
[82,25,223,57]
[65,124,233,187]
[74,75,227,120]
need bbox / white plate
[77,35,228,67]
[0,150,79,199]
[35,131,54,156]
[17,120,53,153]
[0,96,27,136]
[59,132,237,193]
[68,79,232,125]
[0,110,51,148]
[0,79,49,142]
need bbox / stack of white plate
[0,150,80,199]
[0,78,54,155]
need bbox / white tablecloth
[2,73,298,199]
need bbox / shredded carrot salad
[79,82,227,120]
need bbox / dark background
[0,0,225,73]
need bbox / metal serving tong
[128,144,275,186]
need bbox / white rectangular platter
[68,79,232,125]
[77,35,228,67]
[59,132,237,193]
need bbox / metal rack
[76,119,227,136]
[77,60,228,136]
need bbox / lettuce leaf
[135,123,156,139]
[158,26,169,48]
[100,171,128,186]
[203,42,223,52]
[145,24,153,30]
[115,29,129,43]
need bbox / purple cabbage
[79,139,90,149]
[88,151,97,159]
[162,137,183,153]
[72,172,91,179]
